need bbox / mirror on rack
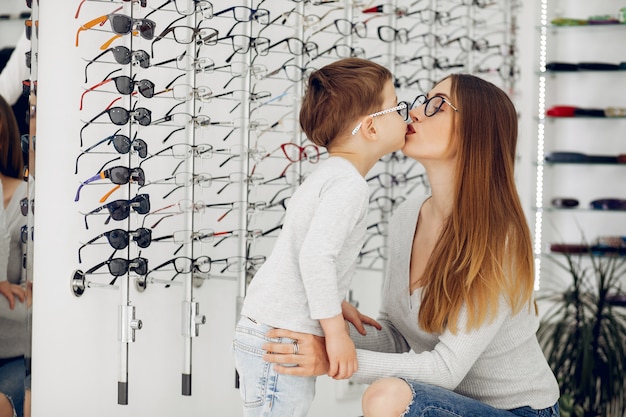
[0,1,36,417]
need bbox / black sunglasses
[84,46,150,83]
[78,228,152,263]
[75,166,145,202]
[76,130,148,172]
[83,194,151,229]
[80,101,152,144]
[80,71,155,110]
[85,256,149,285]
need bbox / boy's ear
[361,116,378,141]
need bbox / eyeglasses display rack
[29,0,519,413]
[532,0,626,289]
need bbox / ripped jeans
[400,380,559,417]
[0,356,25,417]
[232,316,316,417]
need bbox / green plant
[537,250,626,417]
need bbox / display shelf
[532,0,626,289]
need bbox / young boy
[233,57,409,417]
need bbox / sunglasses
[85,257,149,285]
[78,228,152,263]
[76,11,156,47]
[75,166,145,202]
[20,197,34,217]
[83,194,150,229]
[589,198,626,211]
[80,100,152,143]
[80,70,155,110]
[84,46,150,83]
[77,130,148,172]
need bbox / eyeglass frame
[411,95,459,117]
[351,101,408,135]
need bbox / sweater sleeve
[0,32,30,106]
[298,175,368,320]
[351,302,510,388]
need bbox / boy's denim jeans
[233,316,316,417]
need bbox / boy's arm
[320,313,357,380]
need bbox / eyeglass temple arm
[75,131,118,174]
[80,78,114,111]
[100,30,137,51]
[76,15,108,46]
[75,172,106,202]
[84,49,112,83]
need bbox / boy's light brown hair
[299,57,392,148]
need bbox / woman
[262,74,560,417]
[0,93,28,417]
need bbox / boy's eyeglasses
[351,101,409,135]
[412,95,458,117]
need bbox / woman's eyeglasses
[83,194,150,229]
[411,95,458,117]
[351,102,409,135]
[78,228,152,263]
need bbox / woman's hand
[263,329,330,377]
[342,300,382,335]
[0,281,26,310]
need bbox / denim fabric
[233,317,316,417]
[401,380,559,417]
[0,356,25,417]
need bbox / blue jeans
[0,356,25,417]
[232,316,316,417]
[401,380,559,417]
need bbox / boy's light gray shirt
[241,156,369,337]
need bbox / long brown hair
[0,94,24,179]
[419,74,535,334]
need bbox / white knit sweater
[349,194,560,410]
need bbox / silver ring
[292,341,299,355]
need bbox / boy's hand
[319,313,358,379]
[341,300,382,335]
[325,332,357,380]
